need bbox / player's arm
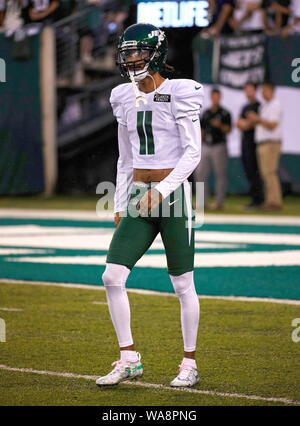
[110,88,133,226]
[155,83,203,200]
[114,123,133,227]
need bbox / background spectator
[261,0,291,34]
[0,0,5,27]
[194,88,232,210]
[28,0,60,24]
[206,0,236,36]
[237,82,264,209]
[0,0,26,36]
[247,81,283,210]
[281,0,300,37]
[229,0,263,33]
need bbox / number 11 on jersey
[137,111,155,155]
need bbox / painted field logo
[291,58,300,83]
[0,58,6,82]
[0,318,5,342]
[291,318,300,343]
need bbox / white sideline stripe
[6,250,300,267]
[2,230,300,251]
[0,249,49,255]
[0,364,299,406]
[0,307,23,312]
[1,279,300,305]
[92,301,108,305]
[1,209,300,225]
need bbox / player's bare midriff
[133,168,174,183]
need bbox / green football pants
[106,180,195,276]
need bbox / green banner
[193,33,300,89]
[218,33,266,89]
[0,33,44,195]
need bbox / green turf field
[0,283,299,406]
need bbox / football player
[96,23,204,388]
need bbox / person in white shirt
[247,81,282,210]
[229,0,264,32]
[95,23,203,389]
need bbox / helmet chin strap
[147,73,157,92]
[129,68,157,108]
[129,73,148,107]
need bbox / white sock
[182,357,197,368]
[169,271,200,352]
[102,264,134,348]
[121,350,138,362]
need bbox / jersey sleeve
[114,123,133,213]
[110,86,127,126]
[172,80,204,122]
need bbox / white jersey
[110,78,204,212]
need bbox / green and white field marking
[0,210,300,300]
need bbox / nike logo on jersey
[195,86,201,90]
[168,199,179,206]
[192,119,198,122]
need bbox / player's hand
[114,211,123,227]
[137,189,163,216]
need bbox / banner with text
[218,33,266,89]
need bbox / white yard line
[6,250,300,267]
[0,279,300,305]
[0,364,299,406]
[2,229,300,250]
[0,208,300,225]
[0,307,23,312]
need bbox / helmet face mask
[116,23,168,79]
[117,47,155,78]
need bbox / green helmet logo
[116,23,168,78]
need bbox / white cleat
[96,352,143,386]
[170,363,200,387]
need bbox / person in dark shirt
[237,82,264,209]
[207,0,236,35]
[194,87,232,210]
[261,0,291,34]
[28,0,59,24]
[0,0,5,26]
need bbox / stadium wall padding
[0,33,44,195]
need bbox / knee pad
[102,263,130,287]
[170,270,194,296]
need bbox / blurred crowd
[0,0,129,37]
[1,0,300,38]
[204,0,300,38]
